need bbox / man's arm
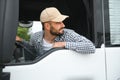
[53,29,95,53]
[16,36,37,54]
[52,42,66,48]
[65,29,95,53]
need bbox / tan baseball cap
[40,7,69,22]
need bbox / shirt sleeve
[20,33,37,53]
[64,29,95,53]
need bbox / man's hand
[16,36,22,42]
[52,42,66,48]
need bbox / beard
[50,26,64,36]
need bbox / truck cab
[0,0,120,80]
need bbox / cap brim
[51,15,69,22]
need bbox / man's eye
[56,22,62,24]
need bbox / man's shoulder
[64,28,74,33]
[31,31,43,39]
[32,31,42,36]
[63,28,82,37]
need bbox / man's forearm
[65,42,95,53]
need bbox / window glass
[109,0,120,45]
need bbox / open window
[19,0,104,47]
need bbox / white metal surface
[3,48,106,80]
[105,47,120,80]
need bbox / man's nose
[61,22,65,28]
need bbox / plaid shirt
[22,29,95,55]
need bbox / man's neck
[43,31,56,43]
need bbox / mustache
[59,27,64,30]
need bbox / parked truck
[0,0,120,80]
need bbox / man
[16,7,95,55]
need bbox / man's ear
[44,22,50,31]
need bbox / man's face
[49,21,65,36]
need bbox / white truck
[0,0,120,80]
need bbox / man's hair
[41,23,45,30]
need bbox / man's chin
[59,31,64,35]
[60,29,64,34]
[56,31,64,36]
[51,30,64,36]
[51,32,63,36]
[57,33,63,36]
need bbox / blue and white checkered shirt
[22,28,95,55]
